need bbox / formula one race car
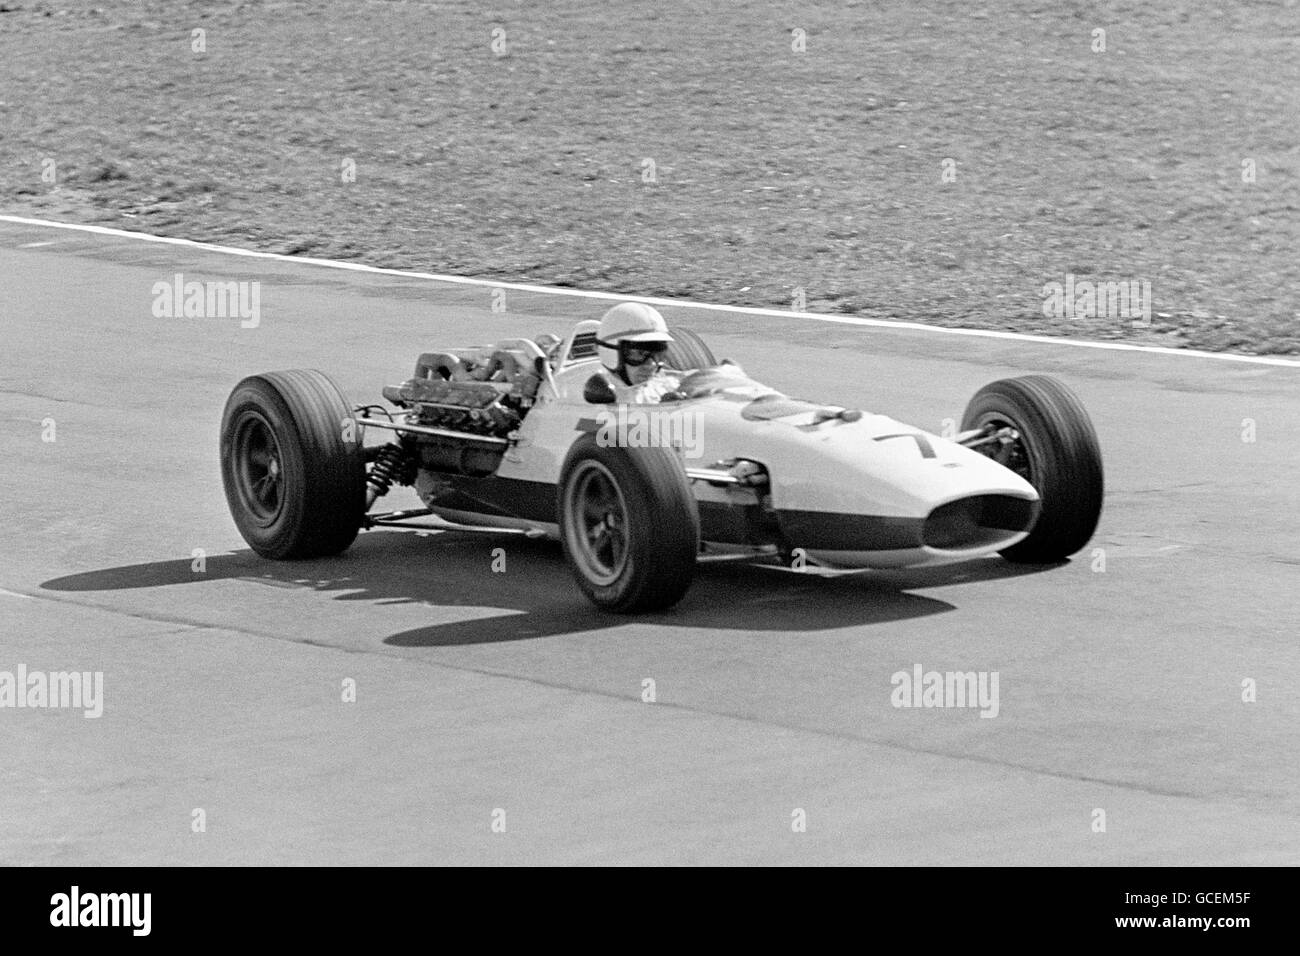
[219,311,1103,612]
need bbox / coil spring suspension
[366,443,409,507]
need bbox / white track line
[4,213,1298,369]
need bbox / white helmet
[596,303,673,381]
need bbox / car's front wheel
[961,375,1103,563]
[663,327,718,371]
[558,435,699,612]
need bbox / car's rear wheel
[663,327,717,371]
[558,435,699,611]
[960,375,1103,563]
[220,369,366,559]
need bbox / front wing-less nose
[790,493,1040,569]
[921,494,1040,550]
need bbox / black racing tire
[220,369,366,559]
[558,434,699,612]
[960,375,1103,563]
[663,327,718,371]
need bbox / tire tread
[961,375,1103,563]
[663,327,717,371]
[559,435,699,612]
[220,369,365,559]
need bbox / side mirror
[583,374,617,404]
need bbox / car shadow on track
[39,530,1060,647]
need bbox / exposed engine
[387,378,523,439]
[377,345,544,479]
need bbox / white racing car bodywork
[221,312,1102,611]
[403,320,1039,569]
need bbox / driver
[595,302,684,403]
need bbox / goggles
[622,343,667,366]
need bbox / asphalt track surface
[1,219,1297,866]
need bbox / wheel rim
[973,413,1034,484]
[231,412,285,524]
[564,460,630,586]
